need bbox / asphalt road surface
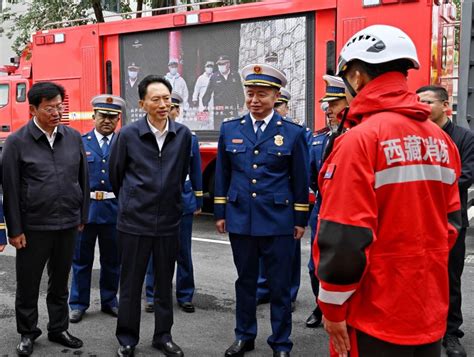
[0,214,472,356]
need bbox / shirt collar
[33,117,58,137]
[94,129,113,143]
[147,117,169,136]
[250,110,274,128]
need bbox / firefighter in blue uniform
[305,75,347,328]
[215,64,309,357]
[256,87,304,312]
[0,199,6,252]
[69,94,125,323]
[145,91,203,314]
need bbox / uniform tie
[101,136,109,156]
[255,120,264,140]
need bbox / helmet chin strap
[342,75,358,98]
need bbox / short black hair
[416,85,448,101]
[28,82,65,107]
[346,58,413,80]
[138,75,172,100]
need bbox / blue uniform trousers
[256,239,301,303]
[146,214,195,304]
[69,224,119,311]
[230,233,294,352]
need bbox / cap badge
[106,97,114,103]
[274,135,284,146]
[253,66,262,74]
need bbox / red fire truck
[0,0,458,198]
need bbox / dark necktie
[101,136,109,156]
[256,120,264,140]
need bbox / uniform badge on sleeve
[274,135,284,146]
[324,164,336,179]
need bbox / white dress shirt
[94,129,114,148]
[33,117,58,148]
[250,110,274,133]
[147,117,169,151]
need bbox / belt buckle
[95,191,104,200]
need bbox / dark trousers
[256,239,301,302]
[116,231,179,347]
[146,214,195,304]
[230,233,294,353]
[447,227,466,336]
[15,228,77,338]
[308,214,320,299]
[355,330,441,357]
[69,224,120,311]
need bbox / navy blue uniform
[256,122,313,305]
[69,130,120,312]
[307,130,330,297]
[214,113,309,352]
[145,133,203,304]
[0,199,6,246]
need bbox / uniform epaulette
[84,133,93,140]
[222,116,245,125]
[191,131,196,136]
[282,118,303,127]
[314,127,330,136]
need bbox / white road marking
[192,237,230,245]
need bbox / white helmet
[336,25,420,76]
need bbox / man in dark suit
[69,94,125,323]
[214,64,309,357]
[2,82,89,356]
[144,92,203,314]
[109,75,192,357]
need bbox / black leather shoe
[443,334,467,357]
[145,302,154,313]
[16,336,34,356]
[117,345,135,357]
[152,340,184,356]
[178,302,195,313]
[48,331,83,349]
[102,306,119,317]
[69,309,85,323]
[225,340,255,357]
[305,306,322,328]
[273,352,290,357]
[256,296,270,305]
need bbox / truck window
[16,83,26,102]
[0,84,8,108]
[120,14,312,138]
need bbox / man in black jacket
[2,82,89,356]
[109,75,191,357]
[417,85,474,357]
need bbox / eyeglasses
[40,104,64,114]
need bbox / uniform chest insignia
[274,135,284,146]
[87,136,92,140]
[86,151,92,156]
[232,138,244,144]
[313,141,322,145]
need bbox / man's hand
[78,224,85,232]
[194,208,202,216]
[0,245,5,252]
[9,233,27,249]
[216,219,226,233]
[294,226,305,240]
[323,317,351,357]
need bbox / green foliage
[2,0,90,55]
